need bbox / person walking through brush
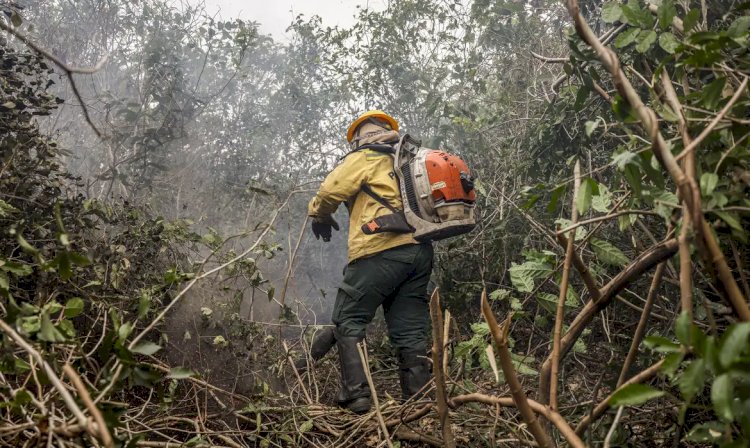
[308,110,433,414]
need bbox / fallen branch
[394,428,442,447]
[450,393,585,448]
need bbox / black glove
[311,216,340,242]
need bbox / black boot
[398,350,432,401]
[335,330,372,414]
[294,327,337,372]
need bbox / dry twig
[429,289,455,448]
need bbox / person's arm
[308,152,369,219]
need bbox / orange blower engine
[394,135,477,241]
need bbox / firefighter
[308,110,433,414]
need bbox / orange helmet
[346,110,399,143]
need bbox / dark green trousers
[332,243,433,353]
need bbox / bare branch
[677,77,750,161]
[62,364,114,448]
[575,359,665,434]
[555,210,661,235]
[551,160,581,411]
[0,20,107,138]
[429,289,455,448]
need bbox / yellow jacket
[308,148,417,262]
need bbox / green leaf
[609,384,665,406]
[39,312,66,342]
[644,335,681,353]
[489,289,511,301]
[167,367,196,379]
[509,261,553,293]
[0,271,8,292]
[54,251,72,281]
[614,27,641,48]
[118,322,133,342]
[471,322,490,336]
[661,352,685,378]
[621,0,653,27]
[45,301,63,315]
[10,11,22,27]
[675,311,692,346]
[577,177,596,214]
[718,322,750,368]
[299,419,314,433]
[138,291,151,319]
[613,149,638,169]
[556,218,587,240]
[700,78,726,110]
[20,316,40,335]
[64,297,84,318]
[537,291,579,314]
[590,238,629,266]
[0,199,18,217]
[658,32,679,54]
[602,2,623,23]
[683,9,700,32]
[536,293,558,314]
[711,374,733,422]
[635,30,657,53]
[685,422,727,443]
[0,260,33,276]
[510,352,538,376]
[574,85,590,111]
[17,234,39,255]
[591,184,612,213]
[657,0,677,30]
[69,252,91,267]
[547,184,566,213]
[267,286,275,302]
[728,16,750,38]
[679,359,705,403]
[712,211,743,231]
[653,190,679,220]
[131,341,162,356]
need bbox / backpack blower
[360,134,477,242]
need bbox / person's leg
[331,247,418,412]
[382,243,434,400]
[294,326,336,372]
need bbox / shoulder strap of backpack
[361,184,400,214]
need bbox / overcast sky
[195,0,386,40]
